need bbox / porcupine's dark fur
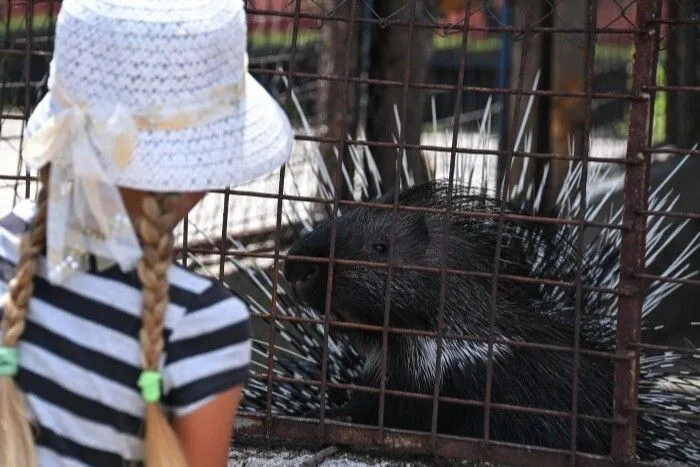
[240,156,700,463]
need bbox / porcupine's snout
[283,220,333,308]
[283,260,319,300]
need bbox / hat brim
[26,73,294,193]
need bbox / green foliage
[615,57,667,145]
[652,63,667,144]
[1,12,55,37]
[432,35,501,52]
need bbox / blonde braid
[136,193,187,467]
[0,167,50,467]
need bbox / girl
[0,1,293,466]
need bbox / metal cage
[1,1,699,466]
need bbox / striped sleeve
[161,281,252,417]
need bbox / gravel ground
[227,444,502,466]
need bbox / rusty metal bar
[260,250,625,292]
[19,0,37,200]
[632,273,700,287]
[262,0,303,440]
[482,0,537,449]
[319,0,360,440]
[0,0,13,142]
[611,0,663,462]
[569,0,599,461]
[644,146,700,156]
[648,17,700,26]
[631,341,700,356]
[235,414,658,467]
[182,250,626,295]
[219,190,231,280]
[252,310,628,353]
[174,192,631,230]
[247,68,649,100]
[180,212,189,267]
[248,312,627,359]
[377,0,420,443]
[178,191,631,230]
[246,7,646,36]
[633,406,700,422]
[645,84,700,92]
[0,114,25,121]
[194,234,700,291]
[0,48,52,57]
[431,0,474,451]
[637,209,700,220]
[288,134,640,162]
[244,373,624,424]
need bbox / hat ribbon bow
[22,100,143,285]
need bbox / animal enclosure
[1,0,699,466]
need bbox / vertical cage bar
[320,0,360,439]
[570,0,599,462]
[1,0,16,206]
[181,214,189,268]
[611,0,663,462]
[497,1,512,157]
[219,190,231,280]
[430,0,473,452]
[20,0,37,201]
[260,0,303,439]
[482,0,537,449]
[377,0,419,441]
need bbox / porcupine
[240,155,700,462]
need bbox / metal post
[611,0,663,462]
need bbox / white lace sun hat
[21,0,294,284]
[25,0,294,192]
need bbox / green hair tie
[137,370,162,403]
[0,346,18,377]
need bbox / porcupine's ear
[374,181,430,206]
[375,187,396,206]
[407,212,431,245]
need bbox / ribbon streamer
[22,99,144,285]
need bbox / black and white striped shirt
[0,200,252,467]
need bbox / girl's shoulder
[0,200,36,279]
[0,199,35,236]
[159,264,253,417]
[167,263,251,328]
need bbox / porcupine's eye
[372,243,388,254]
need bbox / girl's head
[0,1,293,466]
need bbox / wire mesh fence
[1,0,699,466]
